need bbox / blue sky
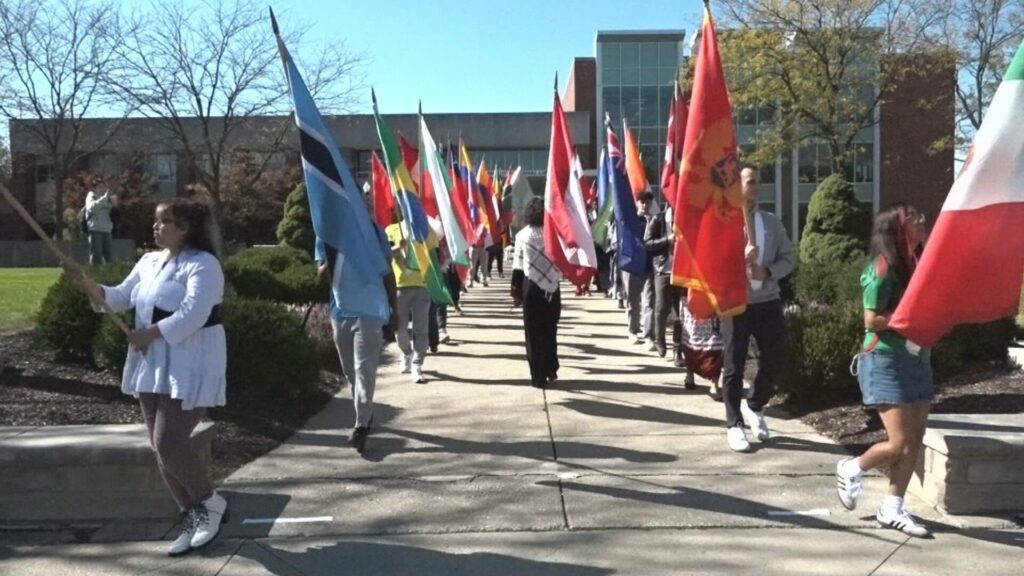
[274,0,702,114]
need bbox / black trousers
[487,244,504,276]
[723,299,786,428]
[522,278,561,386]
[654,274,681,352]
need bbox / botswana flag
[270,9,389,313]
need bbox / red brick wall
[880,53,955,225]
[0,154,37,240]
[564,57,597,169]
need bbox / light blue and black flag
[270,9,389,315]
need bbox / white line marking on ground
[241,516,334,525]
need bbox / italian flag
[889,40,1024,347]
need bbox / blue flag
[271,10,389,313]
[605,115,647,275]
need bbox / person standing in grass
[69,199,228,556]
[836,202,932,538]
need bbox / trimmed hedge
[224,245,325,304]
[36,262,134,360]
[276,183,314,258]
[222,297,321,406]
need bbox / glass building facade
[596,31,685,200]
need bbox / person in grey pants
[386,222,432,383]
[316,227,398,455]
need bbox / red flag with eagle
[671,3,747,319]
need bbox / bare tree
[0,0,131,239]
[940,0,1024,153]
[715,0,949,173]
[113,0,367,252]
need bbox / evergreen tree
[276,183,314,258]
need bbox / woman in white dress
[70,199,228,556]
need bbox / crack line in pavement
[866,535,911,576]
[542,387,571,531]
[212,539,248,576]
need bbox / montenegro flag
[670,4,747,319]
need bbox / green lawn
[0,268,61,333]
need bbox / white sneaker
[190,492,228,549]
[740,399,770,441]
[727,426,751,452]
[411,366,425,383]
[836,458,864,511]
[400,355,412,374]
[876,505,930,538]
[629,333,645,345]
[168,509,197,556]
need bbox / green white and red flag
[889,41,1024,347]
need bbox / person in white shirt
[68,199,228,557]
[511,197,562,388]
[84,185,115,264]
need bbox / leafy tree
[113,0,366,255]
[716,0,950,172]
[0,0,133,238]
[276,183,314,258]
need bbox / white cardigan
[100,249,227,409]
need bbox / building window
[36,164,52,184]
[153,154,176,183]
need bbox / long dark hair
[158,199,216,255]
[868,202,918,300]
[524,196,545,228]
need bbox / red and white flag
[889,41,1024,347]
[544,85,597,288]
[661,81,688,209]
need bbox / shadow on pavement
[238,539,614,576]
[219,490,293,540]
[377,427,675,464]
[556,397,722,428]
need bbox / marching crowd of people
[61,160,934,556]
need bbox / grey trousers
[138,393,211,512]
[623,270,649,336]
[396,286,430,366]
[331,316,384,428]
[641,273,656,340]
[88,231,112,265]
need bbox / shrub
[780,299,863,400]
[36,262,135,360]
[796,174,870,304]
[93,313,131,370]
[224,246,326,304]
[932,318,1016,379]
[794,254,868,308]
[276,183,314,258]
[221,297,321,407]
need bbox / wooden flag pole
[0,183,132,336]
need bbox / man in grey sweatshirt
[724,165,795,453]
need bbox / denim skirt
[856,350,934,406]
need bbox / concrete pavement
[2,279,1021,574]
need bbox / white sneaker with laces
[727,426,751,452]
[836,458,864,510]
[740,399,770,441]
[876,505,930,537]
[400,355,412,374]
[168,509,196,556]
[190,492,228,549]
[411,366,425,383]
[628,333,645,345]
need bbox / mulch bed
[0,330,343,481]
[784,360,1024,452]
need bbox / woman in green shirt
[835,203,933,538]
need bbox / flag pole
[0,183,131,336]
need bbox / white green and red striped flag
[889,41,1024,347]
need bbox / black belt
[150,304,222,328]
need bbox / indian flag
[889,40,1024,347]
